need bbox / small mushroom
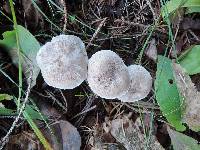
[118,65,152,102]
[36,35,88,89]
[87,50,130,99]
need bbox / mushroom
[118,65,152,102]
[87,50,130,99]
[36,35,88,89]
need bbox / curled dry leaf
[6,131,40,150]
[103,115,164,150]
[167,126,200,150]
[41,120,81,150]
[145,38,157,62]
[172,63,200,131]
[0,103,5,108]
[22,0,44,30]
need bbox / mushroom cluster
[36,35,152,102]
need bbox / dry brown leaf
[172,63,200,131]
[0,103,4,108]
[22,0,44,30]
[41,120,81,150]
[145,38,157,61]
[167,126,200,150]
[103,115,164,150]
[6,131,40,150]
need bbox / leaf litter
[89,113,164,150]
[172,63,200,131]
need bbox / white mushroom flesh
[36,35,88,89]
[118,65,152,102]
[87,50,130,99]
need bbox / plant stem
[8,0,23,112]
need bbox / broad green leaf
[0,108,15,115]
[0,25,40,87]
[0,94,13,101]
[155,56,185,131]
[178,45,200,75]
[168,127,200,150]
[162,0,200,18]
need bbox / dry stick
[188,29,200,41]
[75,95,96,127]
[114,20,149,28]
[71,105,96,119]
[145,0,156,21]
[86,17,107,50]
[59,89,68,112]
[0,71,32,150]
[60,0,67,32]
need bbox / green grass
[9,0,22,111]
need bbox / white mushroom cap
[36,35,88,89]
[118,65,152,102]
[87,50,130,99]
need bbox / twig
[75,95,96,127]
[59,89,68,112]
[188,29,200,41]
[86,17,107,50]
[71,105,96,119]
[145,0,156,21]
[60,0,67,32]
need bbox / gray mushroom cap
[87,50,130,99]
[118,65,152,102]
[36,35,88,89]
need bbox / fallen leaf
[104,115,164,150]
[41,120,81,150]
[167,126,200,150]
[155,56,185,131]
[180,18,200,30]
[0,103,5,108]
[22,0,43,30]
[0,25,41,88]
[172,63,200,131]
[6,131,40,150]
[145,38,157,62]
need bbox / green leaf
[162,0,200,18]
[0,25,40,87]
[178,45,200,75]
[25,104,47,120]
[0,108,15,115]
[186,6,200,13]
[155,56,185,131]
[0,94,13,101]
[168,127,200,150]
